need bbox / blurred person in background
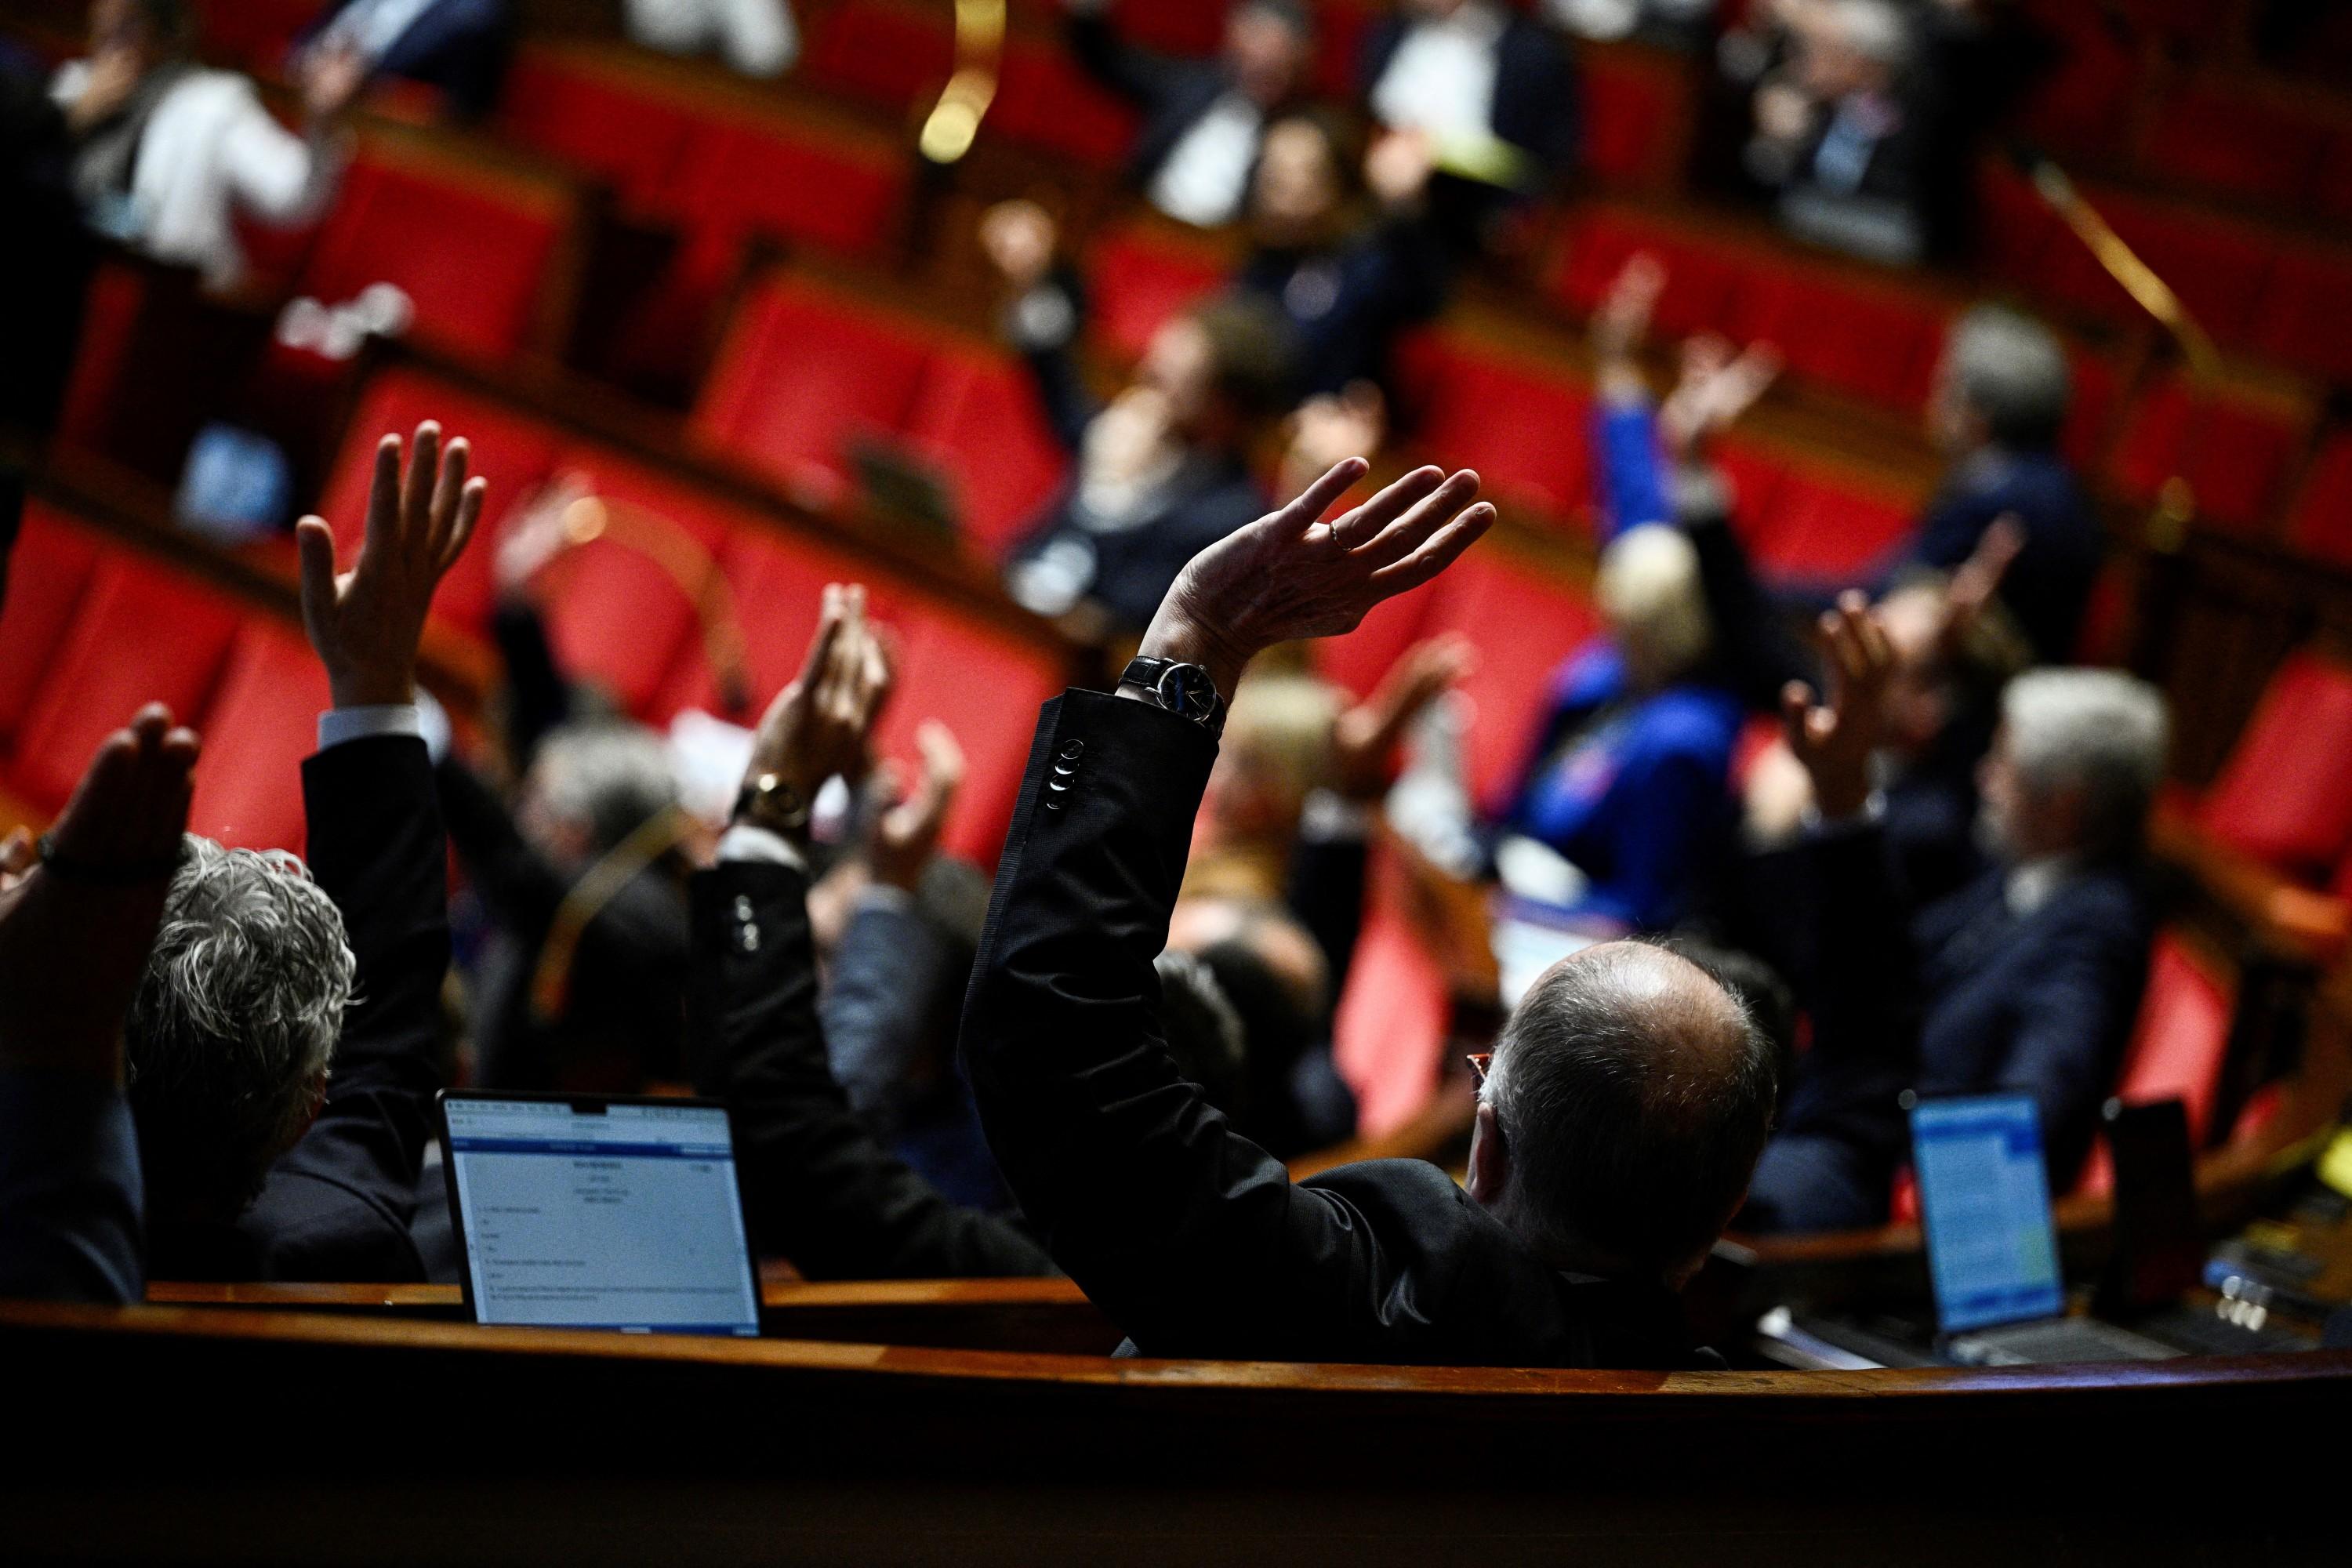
[1359,0,1580,243]
[52,0,354,289]
[983,199,1298,638]
[1065,0,1315,229]
[292,0,512,121]
[624,0,799,78]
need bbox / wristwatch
[731,771,811,837]
[1120,656,1226,737]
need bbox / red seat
[495,46,702,214]
[1546,206,1748,344]
[2010,5,2143,163]
[1330,873,1453,1137]
[878,612,1067,866]
[898,343,1071,559]
[530,450,737,718]
[319,368,567,637]
[2194,649,2352,875]
[185,622,333,854]
[1741,463,1921,579]
[801,0,956,112]
[2285,427,2352,567]
[1727,269,1952,411]
[648,524,865,724]
[8,554,244,813]
[0,506,106,752]
[1579,46,1690,192]
[666,115,910,268]
[985,33,1144,169]
[2076,931,2232,1196]
[297,138,574,359]
[192,0,318,74]
[1418,550,1601,807]
[1399,334,1595,528]
[2251,247,2352,387]
[1080,225,1232,364]
[691,273,938,505]
[1308,0,1379,100]
[2104,375,2307,535]
[2041,192,2277,345]
[2137,79,2334,211]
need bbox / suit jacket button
[733,895,755,921]
[1058,739,1085,760]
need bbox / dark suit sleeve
[688,859,1054,1278]
[267,734,449,1270]
[960,691,1435,1357]
[489,597,574,770]
[434,754,567,935]
[821,896,950,1136]
[1994,916,2140,1176]
[1795,820,1922,1122]
[0,1069,143,1303]
[1287,829,1367,1000]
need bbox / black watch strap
[1119,656,1227,737]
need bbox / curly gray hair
[125,835,356,1218]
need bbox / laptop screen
[1911,1094,2066,1334]
[442,1095,760,1337]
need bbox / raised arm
[691,590,1054,1277]
[960,461,1494,1356]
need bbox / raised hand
[1330,633,1476,801]
[1936,513,2026,661]
[296,421,486,710]
[1780,593,1895,822]
[866,720,966,891]
[0,705,200,1083]
[743,585,895,822]
[1591,252,1667,367]
[1144,459,1494,700]
[1658,334,1782,462]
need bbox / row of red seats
[0,503,328,855]
[318,364,1069,864]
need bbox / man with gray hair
[1740,598,2164,1232]
[136,418,485,1279]
[964,457,1781,1366]
[1903,303,2100,663]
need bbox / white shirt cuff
[317,703,423,753]
[1300,788,1374,843]
[717,822,808,873]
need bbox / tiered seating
[2186,648,2352,880]
[314,358,1072,863]
[2101,372,2314,536]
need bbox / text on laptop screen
[445,1098,760,1336]
[1911,1094,2066,1334]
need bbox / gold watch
[732,771,811,836]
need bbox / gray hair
[1831,0,1915,71]
[1598,524,1712,683]
[125,836,356,1218]
[531,720,680,855]
[2002,669,2169,858]
[1946,305,2071,449]
[1480,942,1776,1278]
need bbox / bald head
[1479,942,1777,1279]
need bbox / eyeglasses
[1464,1052,1492,1089]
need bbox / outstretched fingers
[1367,500,1494,595]
[1353,469,1483,568]
[1327,464,1443,549]
[1269,456,1371,541]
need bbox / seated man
[623,0,798,79]
[130,420,483,1279]
[962,459,1780,1366]
[1065,0,1313,229]
[295,0,512,121]
[1740,601,2166,1232]
[983,202,1297,636]
[0,706,198,1302]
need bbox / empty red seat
[0,506,105,751]
[1728,269,1953,411]
[1399,333,1595,528]
[2105,375,2308,535]
[318,368,567,637]
[2076,931,2232,1196]
[8,554,244,813]
[2194,649,2352,875]
[298,136,575,359]
[879,612,1068,865]
[1080,224,1232,364]
[1418,549,1601,807]
[1577,45,1690,192]
[665,114,909,268]
[691,273,938,504]
[495,45,702,214]
[1546,206,1747,344]
[1330,873,1452,1137]
[898,342,1071,559]
[801,0,956,111]
[2041,192,2277,345]
[2251,246,2352,387]
[185,622,333,854]
[1741,463,1922,579]
[2286,427,2352,566]
[985,32,1144,169]
[648,524,865,725]
[2137,79,2335,211]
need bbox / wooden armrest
[2151,804,2350,969]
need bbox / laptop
[438,1092,762,1338]
[1912,1093,2180,1366]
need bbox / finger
[440,476,488,573]
[1327,464,1442,549]
[1269,458,1372,541]
[796,586,846,691]
[1779,681,1816,753]
[1354,470,1483,568]
[429,437,471,557]
[1367,502,1494,595]
[915,720,966,791]
[363,434,402,559]
[295,516,339,636]
[402,421,441,541]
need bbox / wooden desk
[3,1300,2345,1563]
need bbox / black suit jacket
[147,735,445,1281]
[302,0,512,119]
[1065,11,1245,193]
[686,858,1054,1279]
[1359,11,1580,184]
[961,691,1711,1367]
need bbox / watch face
[1156,662,1218,719]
